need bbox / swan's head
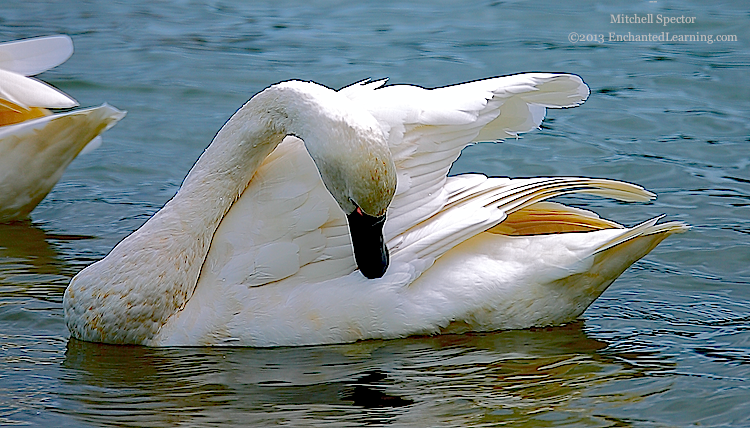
[308,121,397,280]
[256,81,397,278]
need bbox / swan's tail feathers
[595,216,690,254]
[516,216,688,326]
[549,217,690,311]
[0,104,125,221]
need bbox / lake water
[1,1,749,426]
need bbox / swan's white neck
[63,81,394,344]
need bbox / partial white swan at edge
[0,35,125,221]
[63,74,688,347]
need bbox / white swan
[0,35,125,221]
[63,74,688,346]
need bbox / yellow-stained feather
[489,201,623,236]
[0,99,49,127]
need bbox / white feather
[0,35,74,76]
[79,135,103,155]
[0,68,77,109]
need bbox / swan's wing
[197,136,358,291]
[0,35,74,76]
[0,69,78,109]
[170,139,404,345]
[340,73,589,238]
[388,174,657,279]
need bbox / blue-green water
[1,1,749,426]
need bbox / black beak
[346,208,389,279]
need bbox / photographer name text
[611,14,696,26]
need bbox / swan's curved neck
[175,80,389,238]
[64,81,392,344]
[173,93,289,234]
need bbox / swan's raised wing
[339,73,589,238]
[196,139,656,293]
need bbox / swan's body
[64,74,687,346]
[0,35,124,221]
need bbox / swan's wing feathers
[344,73,589,238]
[0,35,74,76]
[390,175,657,279]
[197,137,357,291]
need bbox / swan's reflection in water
[0,221,91,349]
[61,323,673,427]
[0,220,90,302]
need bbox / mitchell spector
[610,14,697,26]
